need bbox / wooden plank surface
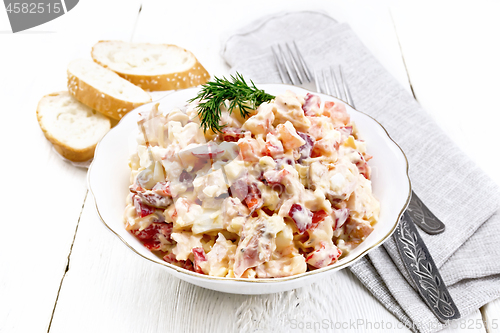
[0,1,141,332]
[47,1,480,333]
[1,0,498,332]
[391,1,500,186]
[48,195,408,333]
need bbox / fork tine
[285,43,303,84]
[314,70,321,93]
[293,41,312,82]
[330,67,341,99]
[271,45,286,84]
[322,70,331,95]
[339,65,355,107]
[277,44,297,85]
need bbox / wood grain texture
[49,196,410,333]
[482,298,500,333]
[133,0,411,93]
[47,197,490,333]
[50,1,492,333]
[0,1,141,332]
[2,0,498,332]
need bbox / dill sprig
[188,73,275,133]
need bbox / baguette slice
[37,91,111,162]
[67,59,151,120]
[91,41,210,91]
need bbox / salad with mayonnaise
[124,88,379,278]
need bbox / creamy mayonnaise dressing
[124,91,379,278]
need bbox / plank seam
[389,8,418,101]
[480,306,491,333]
[46,190,88,333]
[130,2,143,42]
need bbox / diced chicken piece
[307,116,335,140]
[173,198,203,228]
[168,121,206,148]
[224,159,247,185]
[193,169,228,201]
[302,211,334,249]
[308,161,329,192]
[206,233,237,277]
[242,103,275,136]
[323,101,350,126]
[262,133,284,158]
[256,253,307,278]
[191,209,224,234]
[171,232,203,261]
[346,175,379,221]
[311,130,341,159]
[343,216,374,247]
[273,90,311,131]
[306,241,342,268]
[237,137,261,162]
[328,163,358,200]
[221,197,250,229]
[233,213,285,277]
[277,121,306,151]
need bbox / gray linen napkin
[222,11,500,333]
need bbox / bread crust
[36,92,102,162]
[67,71,151,120]
[91,41,210,91]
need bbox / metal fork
[273,42,460,323]
[273,41,445,235]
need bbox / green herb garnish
[188,73,275,133]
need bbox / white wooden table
[1,1,499,332]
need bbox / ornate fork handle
[407,191,445,234]
[395,211,460,323]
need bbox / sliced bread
[91,41,210,91]
[37,91,111,162]
[67,59,151,120]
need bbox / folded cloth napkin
[222,11,500,333]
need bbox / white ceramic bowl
[88,84,411,295]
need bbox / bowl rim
[87,83,412,284]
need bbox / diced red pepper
[163,253,194,271]
[356,153,370,179]
[244,183,262,211]
[131,222,173,250]
[129,182,144,194]
[311,210,328,229]
[338,126,353,139]
[192,247,207,274]
[133,194,155,218]
[152,182,171,197]
[297,132,315,161]
[288,203,313,233]
[302,93,321,116]
[222,127,245,142]
[263,168,290,185]
[333,208,350,230]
